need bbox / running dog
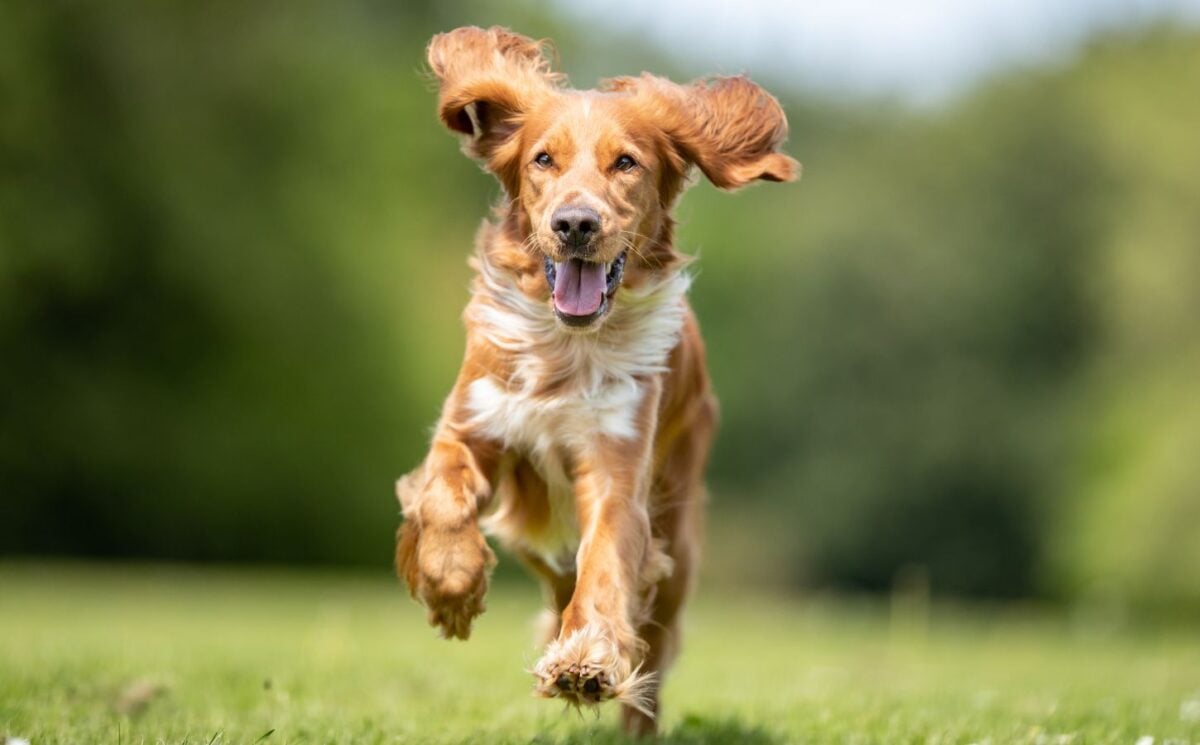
[395,25,798,736]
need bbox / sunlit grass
[1,563,1197,744]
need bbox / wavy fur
[395,25,796,736]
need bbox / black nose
[551,205,601,249]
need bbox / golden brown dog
[394,26,797,736]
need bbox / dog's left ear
[427,26,562,195]
[605,74,800,191]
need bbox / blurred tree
[688,72,1106,597]
[0,1,458,564]
[0,2,1196,615]
[1048,27,1200,617]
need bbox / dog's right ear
[427,26,562,196]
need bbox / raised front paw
[396,519,495,640]
[532,623,655,717]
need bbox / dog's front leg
[395,430,499,640]
[532,384,670,717]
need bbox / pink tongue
[553,258,606,317]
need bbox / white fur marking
[465,253,691,566]
[464,102,483,140]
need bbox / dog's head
[428,26,799,329]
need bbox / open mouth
[543,251,627,327]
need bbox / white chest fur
[463,262,692,568]
[466,374,644,451]
[467,374,643,571]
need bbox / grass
[1,563,1198,744]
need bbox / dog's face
[428,27,798,329]
[519,94,671,326]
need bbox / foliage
[1,3,1197,611]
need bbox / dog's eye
[613,154,638,172]
[534,152,554,168]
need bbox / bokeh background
[3,0,1198,620]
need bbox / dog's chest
[466,373,644,569]
[461,271,691,567]
[465,374,643,451]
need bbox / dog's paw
[532,623,655,717]
[397,519,495,640]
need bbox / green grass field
[1,564,1197,744]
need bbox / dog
[394,26,798,736]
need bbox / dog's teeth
[604,262,611,274]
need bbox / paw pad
[532,623,655,717]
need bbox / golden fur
[395,26,797,736]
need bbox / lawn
[1,564,1197,744]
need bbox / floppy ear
[604,74,799,191]
[427,26,562,195]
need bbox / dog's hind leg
[518,549,576,647]
[622,384,714,736]
[620,505,700,736]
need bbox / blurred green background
[2,0,1198,619]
